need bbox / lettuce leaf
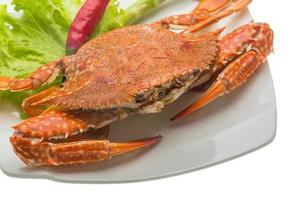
[0,0,166,105]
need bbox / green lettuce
[0,0,166,105]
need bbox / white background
[1,0,299,199]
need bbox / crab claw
[10,135,162,166]
[11,108,162,166]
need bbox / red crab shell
[36,24,219,110]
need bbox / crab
[0,0,273,166]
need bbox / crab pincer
[11,110,161,166]
[11,135,161,166]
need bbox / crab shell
[34,24,219,114]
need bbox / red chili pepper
[66,0,110,55]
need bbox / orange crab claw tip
[109,135,162,157]
[170,102,203,121]
[169,106,195,122]
[214,26,227,35]
[170,84,225,121]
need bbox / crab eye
[192,68,201,77]
[134,92,147,103]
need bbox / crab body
[42,24,218,112]
[0,0,274,166]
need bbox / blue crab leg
[186,0,252,33]
[21,87,62,117]
[170,23,273,121]
[171,51,261,121]
[0,59,62,92]
[161,0,231,26]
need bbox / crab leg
[11,135,161,166]
[170,23,273,121]
[171,51,261,121]
[187,0,252,33]
[0,59,62,91]
[161,0,231,26]
[193,0,231,15]
[21,87,62,117]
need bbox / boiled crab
[0,0,273,166]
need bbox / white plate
[0,0,276,183]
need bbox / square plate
[0,0,276,183]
